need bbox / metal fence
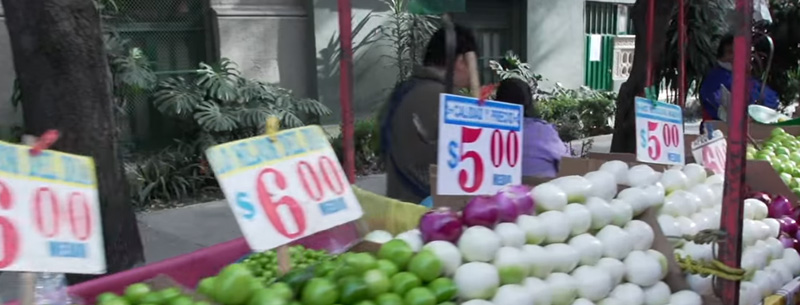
[584,1,633,91]
[106,0,210,152]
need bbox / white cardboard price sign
[205,126,363,251]
[436,94,524,195]
[691,130,727,174]
[0,141,106,274]
[635,97,686,165]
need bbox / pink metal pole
[678,0,686,107]
[336,0,356,183]
[645,0,656,88]
[718,0,753,303]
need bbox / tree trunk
[1,0,144,281]
[610,0,676,153]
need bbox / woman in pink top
[494,78,570,177]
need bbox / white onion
[517,215,547,245]
[569,233,604,265]
[628,164,659,187]
[493,247,530,285]
[783,248,800,275]
[686,274,713,296]
[610,283,645,305]
[395,230,424,252]
[624,220,655,251]
[765,238,785,260]
[763,218,781,239]
[563,204,592,236]
[682,241,713,263]
[595,225,633,259]
[706,174,724,184]
[595,257,625,287]
[572,298,594,305]
[597,297,622,305]
[584,170,618,200]
[585,197,614,230]
[742,219,759,246]
[551,175,593,203]
[459,226,502,262]
[599,160,629,185]
[642,183,666,208]
[676,216,699,236]
[657,215,681,237]
[690,212,712,231]
[492,284,535,305]
[523,277,553,305]
[739,281,761,305]
[532,183,568,212]
[609,199,634,227]
[546,272,577,305]
[423,241,462,276]
[669,290,702,305]
[688,184,716,209]
[546,243,580,273]
[744,198,768,220]
[617,187,651,216]
[623,251,662,287]
[642,282,671,305]
[364,230,393,243]
[751,270,774,298]
[540,211,571,243]
[660,169,690,193]
[494,222,526,248]
[682,163,707,185]
[454,262,500,300]
[571,265,613,302]
[522,245,554,278]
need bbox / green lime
[169,296,194,305]
[378,240,414,269]
[375,293,404,305]
[346,253,378,274]
[271,282,294,301]
[403,287,436,305]
[138,293,165,305]
[158,288,182,303]
[214,271,255,305]
[218,264,253,281]
[376,260,399,277]
[390,272,422,295]
[301,278,338,305]
[196,277,216,299]
[354,301,377,305]
[363,269,391,297]
[426,278,457,303]
[124,283,152,303]
[102,298,131,305]
[338,277,370,304]
[195,302,212,305]
[97,292,120,304]
[437,302,457,305]
[249,289,289,305]
[407,251,443,282]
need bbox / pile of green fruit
[746,127,800,197]
[96,283,209,305]
[197,240,456,305]
[241,245,333,285]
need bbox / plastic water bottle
[34,273,71,305]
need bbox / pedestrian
[380,24,479,203]
[494,78,570,178]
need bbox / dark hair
[423,24,479,67]
[716,34,734,58]
[494,78,532,118]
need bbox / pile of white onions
[376,159,713,305]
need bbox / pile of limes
[241,245,334,284]
[96,283,209,305]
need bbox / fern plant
[152,58,332,147]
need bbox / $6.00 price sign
[0,141,105,274]
[436,94,523,195]
[205,126,363,251]
[635,97,686,165]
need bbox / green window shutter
[408,0,466,15]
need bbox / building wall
[526,0,586,89]
[0,3,22,137]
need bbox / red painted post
[718,0,753,303]
[337,0,356,183]
[645,0,656,88]
[678,0,686,107]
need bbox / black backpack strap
[381,80,431,200]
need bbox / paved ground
[0,124,699,301]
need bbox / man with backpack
[380,24,479,203]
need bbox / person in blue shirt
[699,34,780,122]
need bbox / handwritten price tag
[0,141,105,273]
[436,94,523,195]
[635,97,686,165]
[692,130,727,174]
[205,126,363,251]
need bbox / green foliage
[658,0,734,102]
[330,120,383,176]
[537,87,616,142]
[152,58,332,147]
[380,0,440,83]
[783,66,800,104]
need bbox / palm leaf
[152,77,204,116]
[194,101,239,132]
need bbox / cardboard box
[705,120,800,141]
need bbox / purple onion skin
[749,191,772,205]
[493,192,521,223]
[780,233,796,249]
[769,195,795,219]
[780,216,799,236]
[462,196,500,227]
[419,208,464,243]
[500,184,535,215]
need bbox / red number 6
[256,168,307,238]
[0,180,19,268]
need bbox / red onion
[748,191,772,205]
[419,208,463,243]
[769,195,795,218]
[780,216,799,236]
[493,191,522,222]
[462,196,500,227]
[499,185,535,215]
[779,233,796,248]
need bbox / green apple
[755,153,773,161]
[794,188,800,198]
[773,127,788,137]
[780,172,793,185]
[746,152,755,159]
[792,178,800,189]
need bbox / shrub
[330,119,383,176]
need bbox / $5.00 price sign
[0,141,105,273]
[436,94,524,195]
[205,126,363,251]
[692,130,727,174]
[635,97,686,165]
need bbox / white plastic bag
[754,0,772,24]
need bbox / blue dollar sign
[447,141,459,169]
[640,129,647,148]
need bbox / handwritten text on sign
[635,97,686,165]
[205,126,363,251]
[692,130,727,174]
[0,141,105,274]
[436,94,523,195]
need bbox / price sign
[0,141,105,273]
[436,94,523,195]
[205,126,363,251]
[635,97,686,165]
[691,130,727,174]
